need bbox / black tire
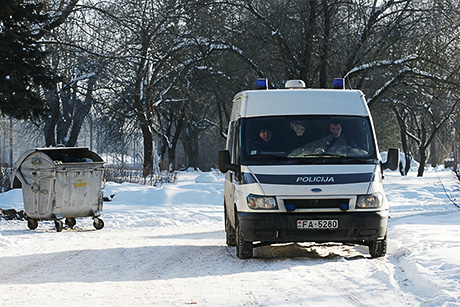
[236,216,253,259]
[55,220,63,232]
[65,218,76,228]
[93,218,104,230]
[369,237,387,258]
[225,209,236,246]
[27,219,38,230]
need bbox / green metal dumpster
[11,147,105,232]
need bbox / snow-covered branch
[34,0,80,39]
[344,54,418,79]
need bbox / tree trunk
[393,106,410,175]
[43,87,60,147]
[168,105,186,171]
[167,148,176,171]
[67,76,96,146]
[454,126,458,172]
[417,145,427,177]
[56,85,73,145]
[0,127,2,176]
[138,122,154,179]
[429,141,437,167]
[319,0,330,88]
[301,0,317,85]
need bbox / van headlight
[356,194,383,209]
[247,194,278,209]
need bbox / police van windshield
[242,115,377,164]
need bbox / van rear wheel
[236,216,253,259]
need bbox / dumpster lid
[15,147,104,165]
[31,147,104,163]
[12,147,104,188]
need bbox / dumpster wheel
[65,218,77,228]
[54,220,64,232]
[27,219,38,230]
[93,217,104,230]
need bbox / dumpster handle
[12,168,31,188]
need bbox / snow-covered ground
[1,167,459,306]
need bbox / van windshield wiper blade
[250,153,288,159]
[299,154,371,163]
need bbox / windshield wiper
[250,152,288,159]
[299,153,372,163]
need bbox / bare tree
[15,0,460,176]
[42,53,102,147]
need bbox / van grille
[283,198,349,209]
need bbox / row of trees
[1,0,460,177]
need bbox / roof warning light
[333,78,345,89]
[256,78,268,90]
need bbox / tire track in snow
[311,263,370,307]
[224,246,260,305]
[251,243,411,306]
[225,243,377,306]
[307,252,412,307]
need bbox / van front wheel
[225,209,236,246]
[236,216,253,259]
[368,237,387,258]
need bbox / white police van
[218,78,399,259]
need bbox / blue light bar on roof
[333,78,345,89]
[256,78,268,90]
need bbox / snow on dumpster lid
[35,147,104,163]
[13,147,104,170]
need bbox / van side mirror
[382,148,400,171]
[218,150,237,173]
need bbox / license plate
[297,220,339,229]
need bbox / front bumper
[237,211,387,244]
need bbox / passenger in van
[249,127,279,154]
[314,121,358,154]
[288,120,368,157]
[259,128,272,143]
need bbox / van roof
[231,89,369,120]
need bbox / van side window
[233,121,241,164]
[227,121,241,164]
[227,121,236,162]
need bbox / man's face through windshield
[330,123,342,138]
[259,129,272,143]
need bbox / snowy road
[1,169,460,306]
[1,226,409,306]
